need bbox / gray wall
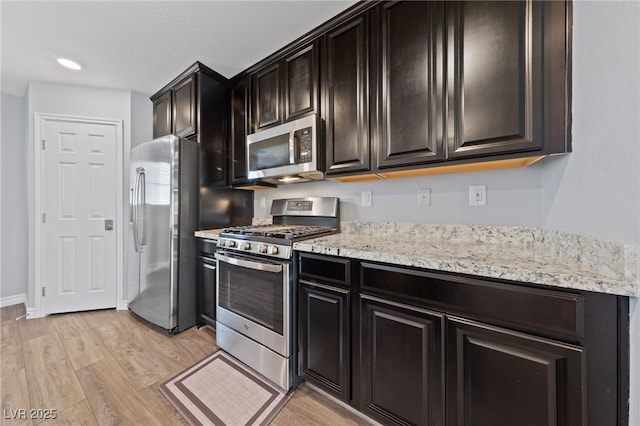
[0,84,152,307]
[1,93,28,300]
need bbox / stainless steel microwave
[247,114,323,184]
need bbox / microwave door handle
[289,130,296,165]
[215,253,283,273]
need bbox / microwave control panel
[295,127,313,163]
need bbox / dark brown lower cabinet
[447,317,584,426]
[360,294,445,426]
[196,239,217,328]
[299,279,350,402]
[297,254,626,426]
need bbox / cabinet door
[323,14,370,175]
[374,1,445,169]
[173,74,197,138]
[230,77,250,184]
[360,294,444,425]
[446,1,543,158]
[252,62,281,130]
[447,317,584,426]
[197,256,216,326]
[153,90,172,138]
[283,42,318,121]
[300,280,350,402]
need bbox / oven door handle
[215,252,283,273]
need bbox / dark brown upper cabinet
[173,74,197,138]
[152,90,172,139]
[252,41,319,132]
[284,43,319,121]
[230,77,250,184]
[252,62,281,130]
[323,14,371,175]
[151,62,230,190]
[446,0,570,159]
[373,1,446,170]
[446,1,538,159]
[152,74,197,139]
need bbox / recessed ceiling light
[56,57,83,71]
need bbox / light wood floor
[0,304,371,425]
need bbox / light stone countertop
[293,222,639,297]
[195,229,224,240]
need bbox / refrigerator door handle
[138,168,147,250]
[132,171,140,252]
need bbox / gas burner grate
[222,224,336,240]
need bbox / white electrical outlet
[418,188,431,206]
[361,191,372,207]
[469,185,487,206]
[259,196,266,208]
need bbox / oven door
[215,251,292,357]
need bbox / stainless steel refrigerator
[128,135,199,333]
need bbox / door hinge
[42,213,46,223]
[42,287,46,297]
[41,139,46,150]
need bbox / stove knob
[268,246,279,255]
[242,242,252,250]
[227,240,236,248]
[259,244,268,254]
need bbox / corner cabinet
[297,252,628,426]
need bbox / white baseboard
[0,293,27,308]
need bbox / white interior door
[40,117,118,314]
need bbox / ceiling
[1,1,357,98]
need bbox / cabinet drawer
[198,238,217,255]
[299,253,351,287]
[361,262,584,341]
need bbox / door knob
[105,219,114,231]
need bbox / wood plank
[21,334,85,413]
[51,313,107,370]
[1,304,19,322]
[0,368,33,426]
[75,355,164,425]
[272,384,371,426]
[1,322,24,375]
[18,317,56,344]
[0,305,367,425]
[138,375,190,426]
[82,311,177,388]
[37,400,96,426]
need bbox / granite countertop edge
[293,233,639,297]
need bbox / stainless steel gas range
[215,197,339,391]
